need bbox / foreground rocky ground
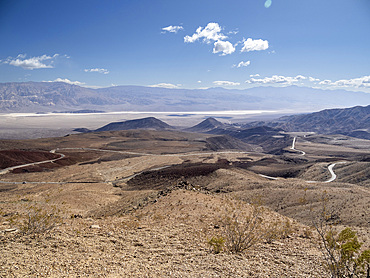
[1,190,327,278]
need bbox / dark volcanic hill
[272,105,370,139]
[95,117,173,132]
[184,118,227,133]
[186,119,289,153]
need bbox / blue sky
[0,0,370,92]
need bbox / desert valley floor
[0,126,369,277]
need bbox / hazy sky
[0,0,370,92]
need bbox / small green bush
[323,227,370,277]
[208,236,225,254]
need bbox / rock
[4,228,18,233]
[90,225,101,229]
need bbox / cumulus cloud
[150,83,181,89]
[184,22,227,44]
[243,73,370,91]
[213,40,235,55]
[233,61,251,68]
[246,75,306,85]
[309,77,320,82]
[241,38,269,52]
[44,78,85,86]
[295,75,307,80]
[250,74,260,77]
[84,68,109,74]
[162,25,184,33]
[3,54,59,70]
[319,79,332,85]
[213,80,240,86]
[319,76,370,88]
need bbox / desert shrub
[303,190,370,277]
[19,201,62,236]
[220,200,266,253]
[264,219,294,243]
[302,227,314,239]
[320,227,370,278]
[208,236,225,254]
[210,198,295,254]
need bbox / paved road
[324,162,347,183]
[290,137,306,155]
[259,137,346,183]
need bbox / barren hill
[95,117,173,132]
[184,117,227,133]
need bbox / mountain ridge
[243,104,370,139]
[1,81,369,113]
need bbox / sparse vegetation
[19,201,62,236]
[304,190,370,277]
[214,198,295,254]
[319,227,370,278]
[208,236,225,254]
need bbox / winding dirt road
[0,151,65,176]
[0,148,250,184]
[0,140,348,185]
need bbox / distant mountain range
[0,81,369,113]
[244,105,370,139]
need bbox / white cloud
[309,76,320,82]
[319,76,370,88]
[241,38,269,52]
[84,68,109,74]
[250,74,260,77]
[184,22,227,44]
[319,79,332,85]
[162,25,184,33]
[228,30,239,35]
[233,61,251,68]
[246,75,306,85]
[213,80,240,86]
[44,78,85,86]
[213,40,235,55]
[3,54,59,70]
[150,83,181,89]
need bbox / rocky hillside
[275,105,370,139]
[186,118,289,153]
